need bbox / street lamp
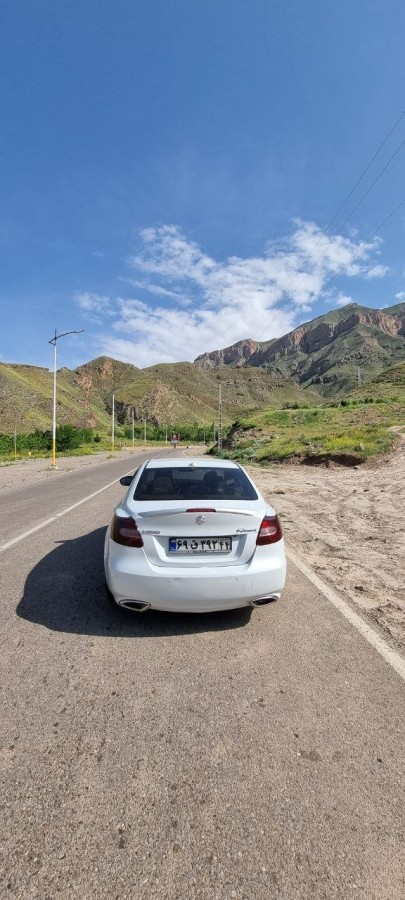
[48,328,84,468]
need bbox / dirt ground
[0,447,151,492]
[1,441,404,653]
[250,433,405,653]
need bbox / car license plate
[169,536,232,554]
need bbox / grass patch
[217,396,404,465]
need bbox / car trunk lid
[130,500,266,567]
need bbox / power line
[297,133,405,282]
[316,194,405,296]
[258,195,405,350]
[250,194,405,360]
[324,109,405,233]
[333,132,405,233]
[261,132,405,328]
[251,110,405,341]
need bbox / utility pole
[218,384,223,451]
[357,366,362,386]
[132,407,135,447]
[165,426,168,445]
[217,381,233,452]
[143,417,147,443]
[111,393,115,455]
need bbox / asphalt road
[0,452,404,899]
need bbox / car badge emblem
[196,515,205,524]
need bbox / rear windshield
[134,466,258,501]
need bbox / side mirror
[120,475,133,486]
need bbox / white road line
[0,471,134,554]
[287,547,405,684]
[0,448,180,554]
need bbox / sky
[1,0,405,370]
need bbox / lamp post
[48,328,84,468]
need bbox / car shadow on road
[17,526,252,637]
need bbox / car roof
[145,457,240,470]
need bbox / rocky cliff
[195,339,260,369]
[194,303,405,395]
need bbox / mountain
[194,339,260,368]
[349,359,405,401]
[194,302,405,396]
[0,360,114,434]
[3,301,404,434]
[0,357,321,434]
[115,362,323,423]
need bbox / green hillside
[300,324,405,396]
[0,362,113,434]
[220,397,404,466]
[216,359,405,466]
[116,363,324,425]
[0,357,322,435]
[349,360,405,400]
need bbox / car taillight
[256,515,282,545]
[111,514,144,547]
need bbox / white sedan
[104,458,286,613]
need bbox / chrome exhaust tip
[119,600,151,612]
[250,595,279,608]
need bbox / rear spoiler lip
[136,507,262,519]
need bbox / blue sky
[1,0,405,369]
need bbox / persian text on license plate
[169,536,232,554]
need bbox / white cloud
[395,291,405,301]
[80,221,386,366]
[75,292,114,315]
[126,278,188,302]
[364,264,389,279]
[99,297,294,368]
[129,221,381,308]
[335,294,354,308]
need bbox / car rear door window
[134,467,258,501]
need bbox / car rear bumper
[104,535,286,613]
